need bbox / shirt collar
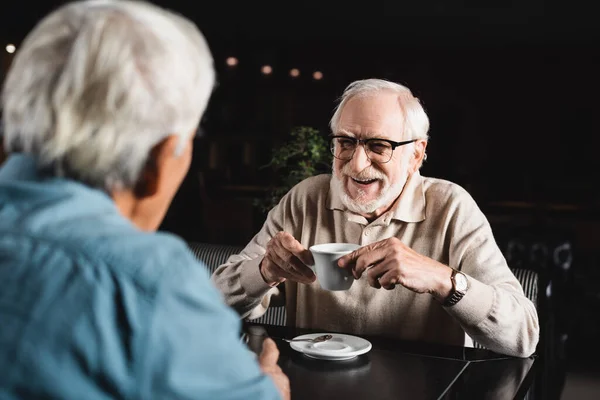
[0,153,41,181]
[0,153,117,210]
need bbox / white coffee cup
[309,243,361,291]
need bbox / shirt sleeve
[442,189,540,358]
[139,248,282,400]
[211,197,289,320]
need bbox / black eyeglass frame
[329,135,417,164]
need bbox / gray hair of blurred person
[329,79,430,164]
[1,0,215,191]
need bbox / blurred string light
[226,59,323,80]
[261,65,272,75]
[226,56,238,67]
[6,44,16,54]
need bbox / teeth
[353,178,376,183]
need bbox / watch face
[455,273,469,291]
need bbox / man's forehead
[336,114,404,140]
[336,128,394,140]
[345,92,404,114]
[338,96,404,139]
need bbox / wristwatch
[443,269,469,307]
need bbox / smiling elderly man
[212,78,540,358]
[0,1,288,399]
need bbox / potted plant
[255,126,332,213]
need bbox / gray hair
[1,0,215,191]
[329,79,430,141]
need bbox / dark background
[1,1,599,397]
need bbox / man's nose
[348,144,372,172]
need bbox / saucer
[289,333,372,361]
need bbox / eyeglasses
[329,135,417,164]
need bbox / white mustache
[341,164,386,181]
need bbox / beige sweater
[212,172,539,357]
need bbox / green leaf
[255,126,332,213]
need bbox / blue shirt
[0,155,280,400]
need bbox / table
[244,323,536,400]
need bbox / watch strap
[443,269,467,307]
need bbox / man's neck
[111,190,159,232]
[360,195,401,223]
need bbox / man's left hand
[337,237,453,301]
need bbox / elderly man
[213,79,539,357]
[0,1,288,399]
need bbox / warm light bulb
[313,71,323,80]
[5,44,16,54]
[290,68,300,78]
[261,65,273,75]
[226,57,238,67]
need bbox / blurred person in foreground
[0,1,288,399]
[1,122,5,165]
[213,79,539,358]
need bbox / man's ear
[410,139,428,173]
[132,135,184,199]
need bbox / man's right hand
[259,232,316,286]
[259,338,291,400]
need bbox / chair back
[188,242,287,326]
[473,267,539,347]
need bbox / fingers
[259,338,279,367]
[337,244,370,268]
[337,241,390,279]
[350,247,387,280]
[264,252,312,284]
[265,233,315,284]
[259,338,291,400]
[367,268,381,289]
[279,232,314,266]
[338,239,390,264]
[353,251,381,279]
[271,241,315,284]
[271,370,291,400]
[376,269,400,290]
[366,262,399,290]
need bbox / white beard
[331,163,407,215]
